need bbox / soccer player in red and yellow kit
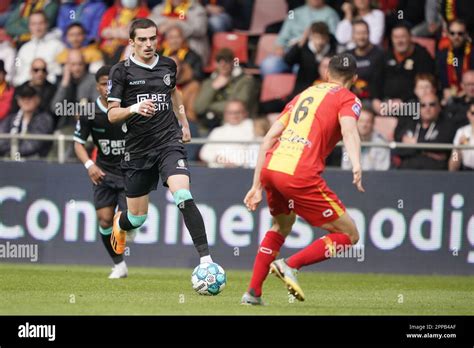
[241,53,365,305]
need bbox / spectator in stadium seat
[445,70,474,131]
[394,73,437,143]
[51,49,98,130]
[260,22,336,114]
[158,24,203,80]
[56,0,107,44]
[449,101,474,171]
[396,93,456,170]
[260,0,340,76]
[0,60,14,121]
[0,31,16,84]
[149,0,209,65]
[437,19,474,104]
[99,0,150,64]
[11,58,57,117]
[347,19,384,103]
[5,0,59,46]
[199,99,257,168]
[372,22,435,114]
[335,0,385,50]
[56,23,105,74]
[439,0,474,37]
[201,0,235,35]
[13,11,65,87]
[0,85,54,158]
[194,48,258,129]
[341,108,390,170]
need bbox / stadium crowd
[0,0,473,171]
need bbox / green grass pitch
[0,263,472,315]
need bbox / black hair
[95,65,111,82]
[328,53,357,82]
[129,18,158,40]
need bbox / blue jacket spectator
[57,0,107,43]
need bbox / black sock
[118,210,134,231]
[100,233,124,265]
[178,199,210,257]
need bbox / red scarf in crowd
[447,41,472,91]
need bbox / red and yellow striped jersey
[264,82,361,178]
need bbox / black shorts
[121,145,190,198]
[93,173,127,211]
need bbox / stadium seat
[236,0,288,36]
[260,73,296,102]
[374,115,398,142]
[411,37,436,58]
[255,34,278,66]
[204,32,249,72]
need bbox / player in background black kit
[107,19,214,265]
[74,65,129,279]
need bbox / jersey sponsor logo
[136,93,170,111]
[107,80,112,95]
[98,139,125,156]
[129,80,146,85]
[163,74,171,86]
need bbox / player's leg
[111,195,149,254]
[97,206,128,279]
[286,212,359,269]
[241,212,296,305]
[166,174,212,264]
[111,162,159,254]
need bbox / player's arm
[244,120,286,211]
[107,100,155,124]
[171,87,191,143]
[340,116,365,192]
[74,142,106,185]
[73,120,105,185]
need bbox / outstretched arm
[340,116,365,192]
[171,88,191,143]
[244,121,286,211]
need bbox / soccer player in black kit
[74,65,128,279]
[107,18,213,265]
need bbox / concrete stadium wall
[0,161,473,275]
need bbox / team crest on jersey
[163,74,171,86]
[177,159,187,169]
[122,123,127,133]
[99,139,110,155]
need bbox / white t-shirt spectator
[335,9,385,49]
[200,119,257,168]
[453,125,474,168]
[13,32,65,86]
[342,131,390,170]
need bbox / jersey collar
[96,97,108,113]
[130,53,159,69]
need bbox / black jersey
[74,97,126,176]
[107,54,182,159]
